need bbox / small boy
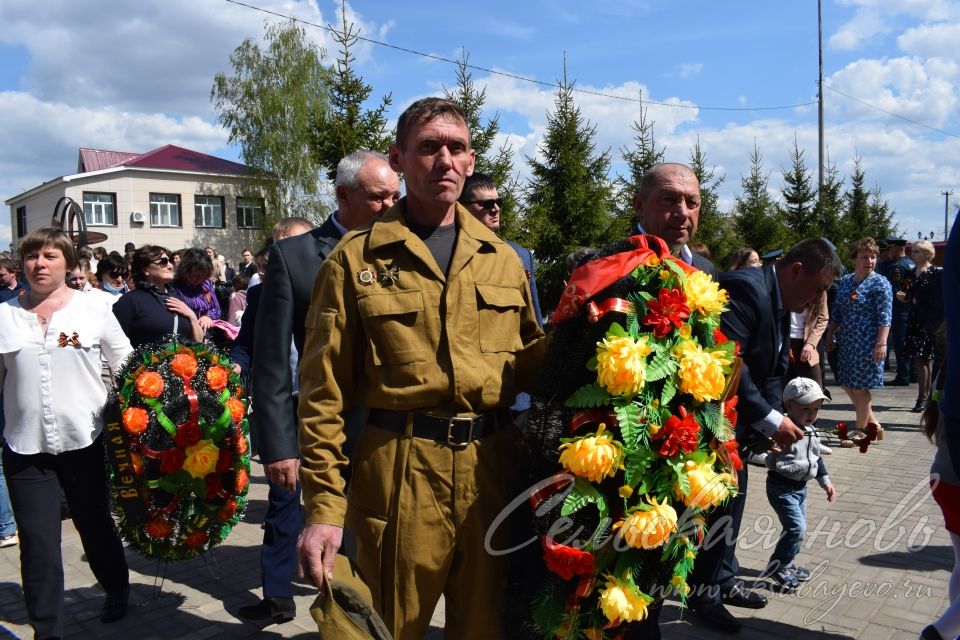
[764,377,837,591]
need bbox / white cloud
[829,7,889,50]
[678,63,704,79]
[897,21,960,58]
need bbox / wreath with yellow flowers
[520,235,743,639]
[106,341,250,561]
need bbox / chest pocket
[358,290,430,365]
[476,283,525,353]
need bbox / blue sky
[2,0,959,251]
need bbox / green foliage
[778,136,817,246]
[615,400,643,448]
[688,137,732,263]
[531,581,566,636]
[645,347,678,383]
[211,20,331,234]
[842,155,872,242]
[310,3,393,182]
[565,382,611,408]
[524,62,618,311]
[732,143,787,255]
[561,478,609,520]
[813,160,846,250]
[612,97,666,239]
[868,185,897,241]
[624,448,655,492]
[696,402,732,440]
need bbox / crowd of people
[0,96,957,640]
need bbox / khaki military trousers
[344,421,524,640]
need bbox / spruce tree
[310,2,393,182]
[842,155,872,242]
[813,160,845,252]
[443,52,520,236]
[524,64,616,311]
[779,136,817,245]
[611,98,666,238]
[732,143,786,254]
[867,185,897,240]
[688,137,730,263]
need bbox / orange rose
[225,398,246,423]
[235,469,249,493]
[146,518,172,539]
[219,499,238,521]
[135,372,164,398]
[122,407,149,435]
[234,433,249,455]
[206,365,229,392]
[183,530,208,548]
[171,353,198,379]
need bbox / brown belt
[367,408,513,448]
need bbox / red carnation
[159,448,186,474]
[657,407,700,457]
[174,423,201,448]
[643,287,690,338]
[184,530,209,548]
[542,537,595,581]
[714,327,740,355]
[723,439,744,472]
[723,395,739,430]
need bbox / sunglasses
[463,198,503,211]
[152,257,171,267]
[109,270,129,279]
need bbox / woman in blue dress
[824,237,892,435]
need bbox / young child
[765,377,837,591]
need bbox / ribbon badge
[58,331,81,348]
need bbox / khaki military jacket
[297,199,546,526]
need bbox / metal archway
[51,196,108,246]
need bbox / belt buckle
[446,416,475,448]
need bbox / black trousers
[3,435,128,639]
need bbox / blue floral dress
[833,271,893,389]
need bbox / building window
[194,195,225,228]
[16,206,27,238]
[150,193,181,227]
[82,192,116,226]
[237,197,264,229]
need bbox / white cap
[783,377,829,405]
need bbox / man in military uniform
[296,98,546,640]
[885,237,915,385]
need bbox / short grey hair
[335,150,389,190]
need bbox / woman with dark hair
[725,247,761,271]
[95,253,128,296]
[112,245,203,348]
[0,228,132,636]
[824,237,892,438]
[169,248,221,333]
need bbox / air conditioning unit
[131,211,147,223]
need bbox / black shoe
[912,398,929,413]
[888,378,910,386]
[238,597,295,624]
[721,582,768,609]
[694,602,742,633]
[767,568,800,592]
[921,624,945,640]
[100,587,129,623]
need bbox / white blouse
[0,291,133,455]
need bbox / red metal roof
[77,144,249,176]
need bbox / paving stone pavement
[0,374,952,639]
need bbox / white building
[5,145,269,264]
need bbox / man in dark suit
[458,172,543,429]
[689,238,843,632]
[633,163,718,279]
[239,150,400,624]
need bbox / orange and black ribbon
[57,332,81,348]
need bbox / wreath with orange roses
[517,235,743,639]
[108,341,250,560]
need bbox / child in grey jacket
[765,377,837,591]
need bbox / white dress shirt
[0,291,133,455]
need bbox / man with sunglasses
[459,172,543,428]
[242,150,400,625]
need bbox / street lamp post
[944,190,954,240]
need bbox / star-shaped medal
[378,264,400,287]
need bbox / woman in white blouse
[0,228,133,638]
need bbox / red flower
[835,422,849,440]
[714,327,740,355]
[656,407,700,457]
[216,450,233,473]
[723,396,739,430]
[723,440,744,472]
[160,447,186,474]
[146,517,172,539]
[205,474,223,500]
[170,353,198,380]
[542,537,595,580]
[235,469,249,493]
[643,288,690,338]
[184,530,209,548]
[218,499,238,522]
[174,423,201,448]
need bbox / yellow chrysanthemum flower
[558,425,623,483]
[678,324,693,339]
[676,340,731,402]
[598,575,653,624]
[676,454,731,510]
[671,574,692,597]
[596,335,653,397]
[646,255,661,267]
[616,496,678,549]
[683,270,729,316]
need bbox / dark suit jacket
[718,265,788,439]
[691,252,718,280]
[252,216,342,462]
